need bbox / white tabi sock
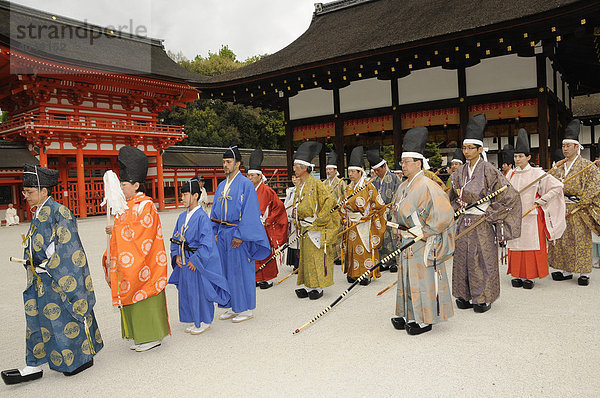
[239,310,253,316]
[202,322,211,328]
[580,273,590,278]
[418,322,429,328]
[20,366,42,376]
[310,288,323,293]
[562,271,573,277]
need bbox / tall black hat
[180,176,201,195]
[501,144,515,166]
[223,145,242,161]
[402,127,428,157]
[348,146,365,170]
[366,144,386,169]
[449,148,465,165]
[326,151,338,168]
[118,146,148,183]
[563,119,581,143]
[23,164,59,188]
[294,141,322,166]
[514,129,530,156]
[248,148,264,173]
[463,113,486,145]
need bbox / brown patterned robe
[448,159,522,304]
[548,155,600,274]
[341,178,387,279]
[324,175,347,260]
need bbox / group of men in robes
[4,111,600,386]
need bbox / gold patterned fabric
[324,176,347,260]
[23,197,102,372]
[548,155,600,273]
[341,179,387,279]
[294,175,338,288]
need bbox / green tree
[424,142,443,170]
[161,46,285,149]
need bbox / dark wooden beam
[284,98,294,179]
[391,78,402,162]
[333,88,345,171]
[536,54,550,169]
[319,145,327,179]
[458,66,468,143]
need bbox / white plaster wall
[289,88,334,120]
[398,67,458,104]
[466,54,537,96]
[340,78,391,112]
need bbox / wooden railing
[0,113,185,137]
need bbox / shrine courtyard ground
[1,209,598,397]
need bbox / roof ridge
[313,0,377,17]
[0,0,164,47]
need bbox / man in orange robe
[247,149,288,289]
[104,146,170,352]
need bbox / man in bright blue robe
[168,177,230,335]
[2,165,102,385]
[210,146,271,323]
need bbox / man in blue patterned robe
[2,165,102,385]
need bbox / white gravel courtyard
[1,209,598,397]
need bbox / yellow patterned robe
[324,175,347,260]
[341,178,387,279]
[548,155,600,273]
[294,175,338,288]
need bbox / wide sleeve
[578,163,600,206]
[232,181,271,261]
[186,212,230,305]
[484,165,522,240]
[47,205,95,321]
[170,214,183,268]
[313,180,335,228]
[422,185,454,235]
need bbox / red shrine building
[0,1,201,219]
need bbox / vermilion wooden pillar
[75,144,87,218]
[39,146,48,168]
[156,150,165,210]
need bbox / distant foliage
[424,142,443,170]
[163,46,283,149]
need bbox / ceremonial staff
[255,229,308,274]
[256,185,315,274]
[514,158,583,218]
[336,202,393,238]
[330,179,373,213]
[266,169,279,185]
[101,170,127,282]
[453,185,508,219]
[293,234,424,334]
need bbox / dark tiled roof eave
[198,0,588,86]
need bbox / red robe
[255,182,288,281]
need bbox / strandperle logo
[13,19,148,46]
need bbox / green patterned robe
[23,197,103,372]
[294,175,338,288]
